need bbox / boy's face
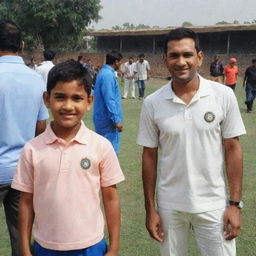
[44,80,93,134]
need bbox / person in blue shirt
[93,51,123,155]
[0,19,49,256]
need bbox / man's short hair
[139,53,145,58]
[164,27,200,54]
[0,19,22,52]
[43,50,56,61]
[47,60,92,96]
[106,50,123,65]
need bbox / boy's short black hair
[164,27,200,54]
[43,50,56,61]
[0,19,22,52]
[106,50,123,65]
[47,60,92,95]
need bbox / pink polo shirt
[11,121,125,250]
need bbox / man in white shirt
[35,50,56,84]
[122,57,136,99]
[137,28,245,256]
[135,53,150,99]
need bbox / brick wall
[24,51,256,79]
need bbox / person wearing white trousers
[122,57,136,99]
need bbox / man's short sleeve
[221,89,246,138]
[100,141,125,187]
[11,144,34,193]
[137,99,159,148]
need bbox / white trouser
[159,208,236,256]
[123,78,135,98]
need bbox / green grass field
[1,77,255,256]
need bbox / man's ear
[19,41,24,53]
[197,51,204,68]
[43,92,50,108]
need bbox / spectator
[135,53,150,99]
[93,51,123,155]
[0,19,48,256]
[35,49,56,84]
[224,58,239,91]
[243,58,256,113]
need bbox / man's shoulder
[144,82,170,103]
[202,77,234,97]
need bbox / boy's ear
[43,92,50,108]
[86,95,94,111]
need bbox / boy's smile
[44,80,93,140]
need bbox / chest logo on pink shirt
[80,158,91,170]
[204,112,215,123]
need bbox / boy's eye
[73,96,84,101]
[54,95,65,100]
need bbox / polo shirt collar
[44,121,89,145]
[163,75,212,102]
[0,55,24,64]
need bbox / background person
[0,19,48,256]
[135,53,150,99]
[12,60,125,256]
[93,51,123,155]
[137,28,245,256]
[243,58,256,113]
[224,57,239,91]
[210,55,224,83]
[35,49,56,84]
[122,56,136,99]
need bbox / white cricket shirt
[137,76,246,213]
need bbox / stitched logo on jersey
[80,158,91,170]
[204,112,215,123]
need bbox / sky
[91,0,256,30]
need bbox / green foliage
[216,20,231,25]
[0,0,101,50]
[182,21,193,27]
[112,22,151,30]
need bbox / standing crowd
[0,18,251,256]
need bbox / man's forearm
[142,147,158,213]
[224,138,243,201]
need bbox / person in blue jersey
[0,19,48,256]
[93,51,123,155]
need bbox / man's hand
[146,210,164,242]
[223,206,241,240]
[115,122,123,132]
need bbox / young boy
[11,60,125,256]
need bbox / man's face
[129,58,133,64]
[164,38,203,85]
[139,56,144,63]
[114,59,122,71]
[215,56,220,62]
[252,62,256,69]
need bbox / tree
[216,21,231,25]
[0,0,101,50]
[182,21,193,27]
